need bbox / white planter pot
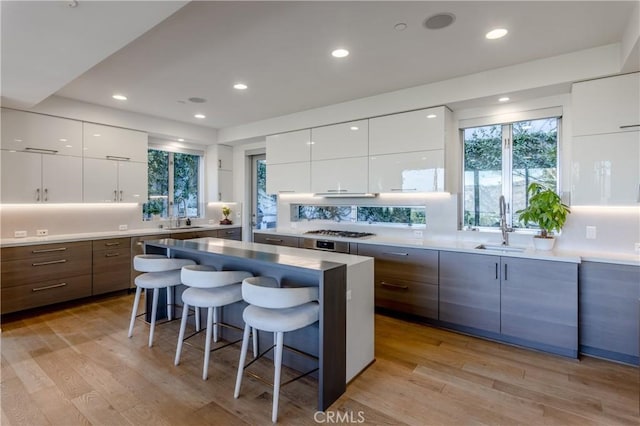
[533,236,556,251]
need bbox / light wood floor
[1,292,638,425]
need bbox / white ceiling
[3,1,638,130]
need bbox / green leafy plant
[222,205,231,218]
[516,183,570,238]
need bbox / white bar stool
[175,265,258,380]
[129,254,196,347]
[234,276,319,423]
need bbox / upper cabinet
[1,108,83,156]
[311,120,368,161]
[217,144,233,171]
[83,123,148,162]
[572,73,640,137]
[369,150,444,193]
[369,106,447,155]
[266,130,311,193]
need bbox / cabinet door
[369,150,444,193]
[217,144,233,170]
[0,150,41,203]
[118,161,148,203]
[572,131,640,205]
[92,245,131,295]
[266,129,311,164]
[1,108,83,156]
[42,155,83,202]
[311,157,368,194]
[83,158,119,202]
[501,258,577,352]
[579,262,640,362]
[311,120,368,161]
[217,227,242,240]
[439,251,500,333]
[218,169,233,201]
[369,106,445,155]
[572,73,640,136]
[266,162,310,194]
[83,123,148,162]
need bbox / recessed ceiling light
[331,48,349,58]
[59,138,67,142]
[350,126,359,131]
[486,28,508,40]
[194,114,206,119]
[426,114,437,119]
[233,83,248,90]
[498,97,510,102]
[14,139,22,142]
[65,144,73,148]
[112,94,127,101]
[394,23,407,31]
[424,13,456,30]
[93,133,101,137]
[178,138,185,142]
[188,97,207,103]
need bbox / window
[462,117,559,229]
[143,148,202,220]
[292,205,426,226]
[252,155,277,230]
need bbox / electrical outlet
[635,243,640,253]
[413,230,424,239]
[585,226,596,239]
[118,224,128,231]
[14,230,27,238]
[36,229,48,236]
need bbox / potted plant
[516,182,570,251]
[220,205,233,225]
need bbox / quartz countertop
[0,224,240,248]
[254,229,640,266]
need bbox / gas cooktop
[304,230,375,238]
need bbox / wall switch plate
[208,219,215,224]
[585,226,596,239]
[14,230,27,238]
[346,290,352,301]
[36,229,48,236]
[413,230,423,239]
[635,243,640,253]
[118,224,128,231]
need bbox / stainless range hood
[313,192,378,198]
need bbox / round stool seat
[135,270,183,289]
[181,266,253,289]
[242,276,319,309]
[134,255,195,273]
[243,302,319,333]
[182,284,242,308]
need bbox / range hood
[313,192,378,198]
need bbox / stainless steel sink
[475,244,525,253]
[164,226,203,231]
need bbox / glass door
[251,154,277,237]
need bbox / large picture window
[143,148,202,220]
[463,117,559,229]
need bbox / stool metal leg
[234,323,252,398]
[272,331,284,423]
[175,302,190,366]
[128,286,142,338]
[203,306,214,380]
[252,328,258,358]
[167,287,173,321]
[195,307,200,331]
[213,306,219,343]
[149,288,160,347]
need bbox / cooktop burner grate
[304,230,375,238]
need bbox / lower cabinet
[92,237,131,295]
[579,261,640,364]
[1,241,92,314]
[216,227,242,241]
[355,244,438,320]
[253,233,300,247]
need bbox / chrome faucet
[499,195,512,246]
[174,198,188,228]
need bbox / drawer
[374,276,438,320]
[93,237,130,251]
[170,232,199,240]
[93,246,131,295]
[356,244,438,283]
[1,241,91,262]
[217,227,241,240]
[254,233,299,247]
[1,274,92,314]
[1,249,92,288]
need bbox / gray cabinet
[579,261,640,364]
[253,233,300,247]
[356,244,438,320]
[439,251,500,333]
[501,258,578,356]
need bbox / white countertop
[254,229,640,266]
[0,224,240,248]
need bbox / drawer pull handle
[106,155,131,161]
[619,124,640,129]
[225,231,235,234]
[265,238,283,242]
[136,241,144,246]
[104,242,120,247]
[391,188,417,192]
[32,247,67,254]
[382,251,409,256]
[381,282,409,290]
[32,259,67,266]
[105,253,120,257]
[32,282,67,292]
[326,189,348,193]
[25,147,58,154]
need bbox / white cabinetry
[266,129,311,194]
[83,158,147,203]
[572,73,640,137]
[311,120,368,160]
[217,145,233,201]
[369,150,444,193]
[369,106,446,155]
[571,131,640,205]
[83,123,147,162]
[311,157,369,194]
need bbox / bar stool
[175,265,257,380]
[128,254,196,347]
[234,276,319,423]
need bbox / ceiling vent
[424,13,456,30]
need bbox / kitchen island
[144,237,374,411]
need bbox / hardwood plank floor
[1,292,638,425]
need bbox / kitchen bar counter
[144,237,375,411]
